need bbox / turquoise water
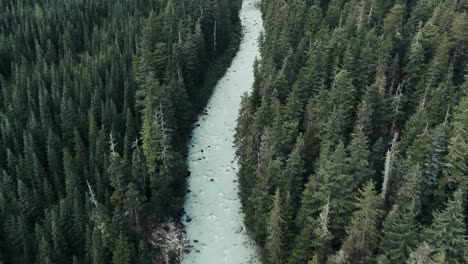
[182,1,263,263]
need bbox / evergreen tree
[289,200,332,264]
[234,0,468,261]
[113,232,134,264]
[296,142,354,238]
[347,125,374,191]
[442,91,468,190]
[283,135,306,213]
[423,122,449,205]
[265,189,284,264]
[424,189,468,263]
[379,205,421,263]
[407,243,448,264]
[342,181,384,263]
[108,135,129,209]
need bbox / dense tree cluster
[235,0,468,263]
[0,0,241,263]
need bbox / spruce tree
[379,205,421,263]
[425,189,468,263]
[407,243,448,264]
[296,142,354,237]
[347,125,374,191]
[442,91,468,190]
[265,189,284,264]
[283,135,306,213]
[112,232,133,264]
[342,181,384,262]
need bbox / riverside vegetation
[0,0,241,263]
[1,0,468,263]
[234,0,468,263]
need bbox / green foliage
[0,0,242,262]
[235,0,468,262]
[379,205,422,263]
[424,189,468,263]
[265,189,284,264]
[113,233,134,264]
[342,181,384,263]
[298,142,354,238]
[442,90,468,190]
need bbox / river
[182,0,263,263]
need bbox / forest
[234,0,468,263]
[1,0,468,263]
[0,0,241,263]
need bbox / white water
[182,0,263,263]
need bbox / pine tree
[405,22,425,89]
[289,201,332,264]
[90,228,107,264]
[342,181,384,262]
[36,224,53,264]
[312,198,333,263]
[108,135,129,209]
[399,105,428,157]
[137,241,153,264]
[131,141,148,197]
[394,163,423,212]
[407,243,447,264]
[283,135,306,213]
[347,125,374,191]
[442,91,468,190]
[382,4,405,40]
[112,232,133,264]
[140,75,162,166]
[296,142,353,239]
[423,122,449,199]
[329,70,356,133]
[425,189,468,263]
[379,205,421,263]
[288,217,316,264]
[232,0,468,262]
[265,189,284,264]
[281,191,295,256]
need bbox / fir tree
[407,243,447,264]
[265,189,284,264]
[425,189,468,263]
[112,232,134,264]
[442,92,468,190]
[379,205,421,263]
[342,181,384,262]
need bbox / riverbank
[145,3,245,263]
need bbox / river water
[182,0,263,263]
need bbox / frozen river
[182,0,263,263]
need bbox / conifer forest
[0,0,468,263]
[0,0,242,262]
